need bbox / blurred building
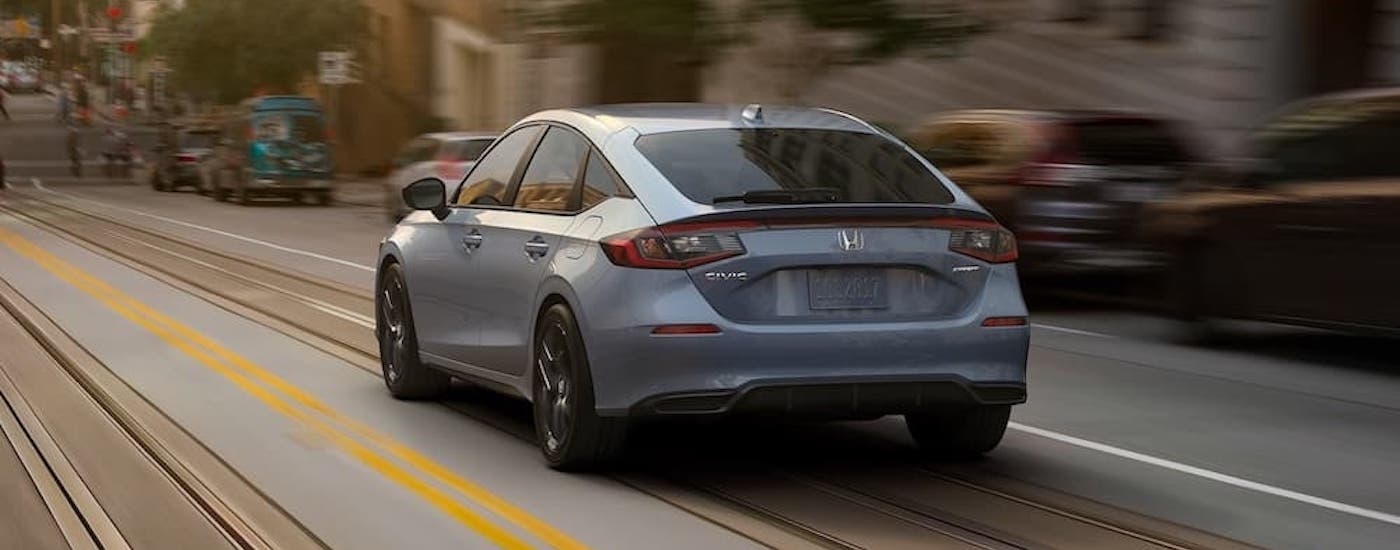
[335,0,595,173]
[340,0,1400,171]
[705,0,1400,152]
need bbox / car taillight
[176,154,198,163]
[600,221,756,269]
[936,219,1018,263]
[1017,122,1083,187]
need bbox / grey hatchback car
[376,104,1030,470]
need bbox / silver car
[376,104,1029,470]
[383,132,496,222]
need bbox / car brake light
[600,221,757,269]
[931,219,1018,263]
[1017,122,1082,187]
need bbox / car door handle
[461,231,484,253]
[523,238,550,259]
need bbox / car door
[408,126,544,366]
[469,125,589,375]
[1228,103,1355,323]
[1282,107,1400,329]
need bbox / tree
[523,0,985,102]
[147,0,366,103]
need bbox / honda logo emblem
[837,229,864,251]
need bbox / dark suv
[1146,89,1400,336]
[910,110,1197,276]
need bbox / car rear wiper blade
[712,188,844,205]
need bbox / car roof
[926,108,1173,124]
[520,103,880,138]
[421,131,498,141]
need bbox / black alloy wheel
[532,304,628,471]
[377,263,449,399]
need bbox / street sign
[318,51,356,85]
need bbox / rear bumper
[245,178,332,192]
[632,377,1026,417]
[1018,240,1167,274]
[578,265,1030,417]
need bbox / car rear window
[634,129,955,205]
[1069,119,1190,165]
[451,139,493,162]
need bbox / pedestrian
[66,125,82,178]
[0,84,10,121]
[75,81,90,126]
[57,85,71,124]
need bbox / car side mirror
[403,178,449,219]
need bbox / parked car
[377,104,1030,469]
[150,125,221,192]
[205,96,334,205]
[908,110,1198,276]
[383,132,496,222]
[5,68,39,94]
[1147,88,1400,337]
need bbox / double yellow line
[0,226,585,550]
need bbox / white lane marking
[1009,422,1400,527]
[26,182,1400,526]
[31,179,375,272]
[1031,323,1116,339]
[101,229,374,328]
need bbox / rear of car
[384,133,494,221]
[379,105,1030,469]
[578,122,1029,421]
[913,111,1196,275]
[170,129,219,188]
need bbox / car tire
[377,263,450,400]
[533,304,629,471]
[212,170,228,201]
[905,404,1011,459]
[1169,243,1229,344]
[235,177,251,206]
[150,171,165,191]
[316,190,333,206]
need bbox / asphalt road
[2,93,1398,549]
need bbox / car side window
[394,137,438,168]
[513,127,586,212]
[919,121,998,169]
[1331,110,1400,179]
[454,139,493,162]
[579,150,623,210]
[455,126,543,206]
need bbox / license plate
[808,269,889,310]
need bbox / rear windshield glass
[452,139,493,162]
[1070,119,1190,165]
[635,129,955,205]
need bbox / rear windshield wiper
[712,188,844,205]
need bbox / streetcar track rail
[1,190,1258,550]
[0,277,326,550]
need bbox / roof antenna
[741,104,763,123]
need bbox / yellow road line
[0,227,585,550]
